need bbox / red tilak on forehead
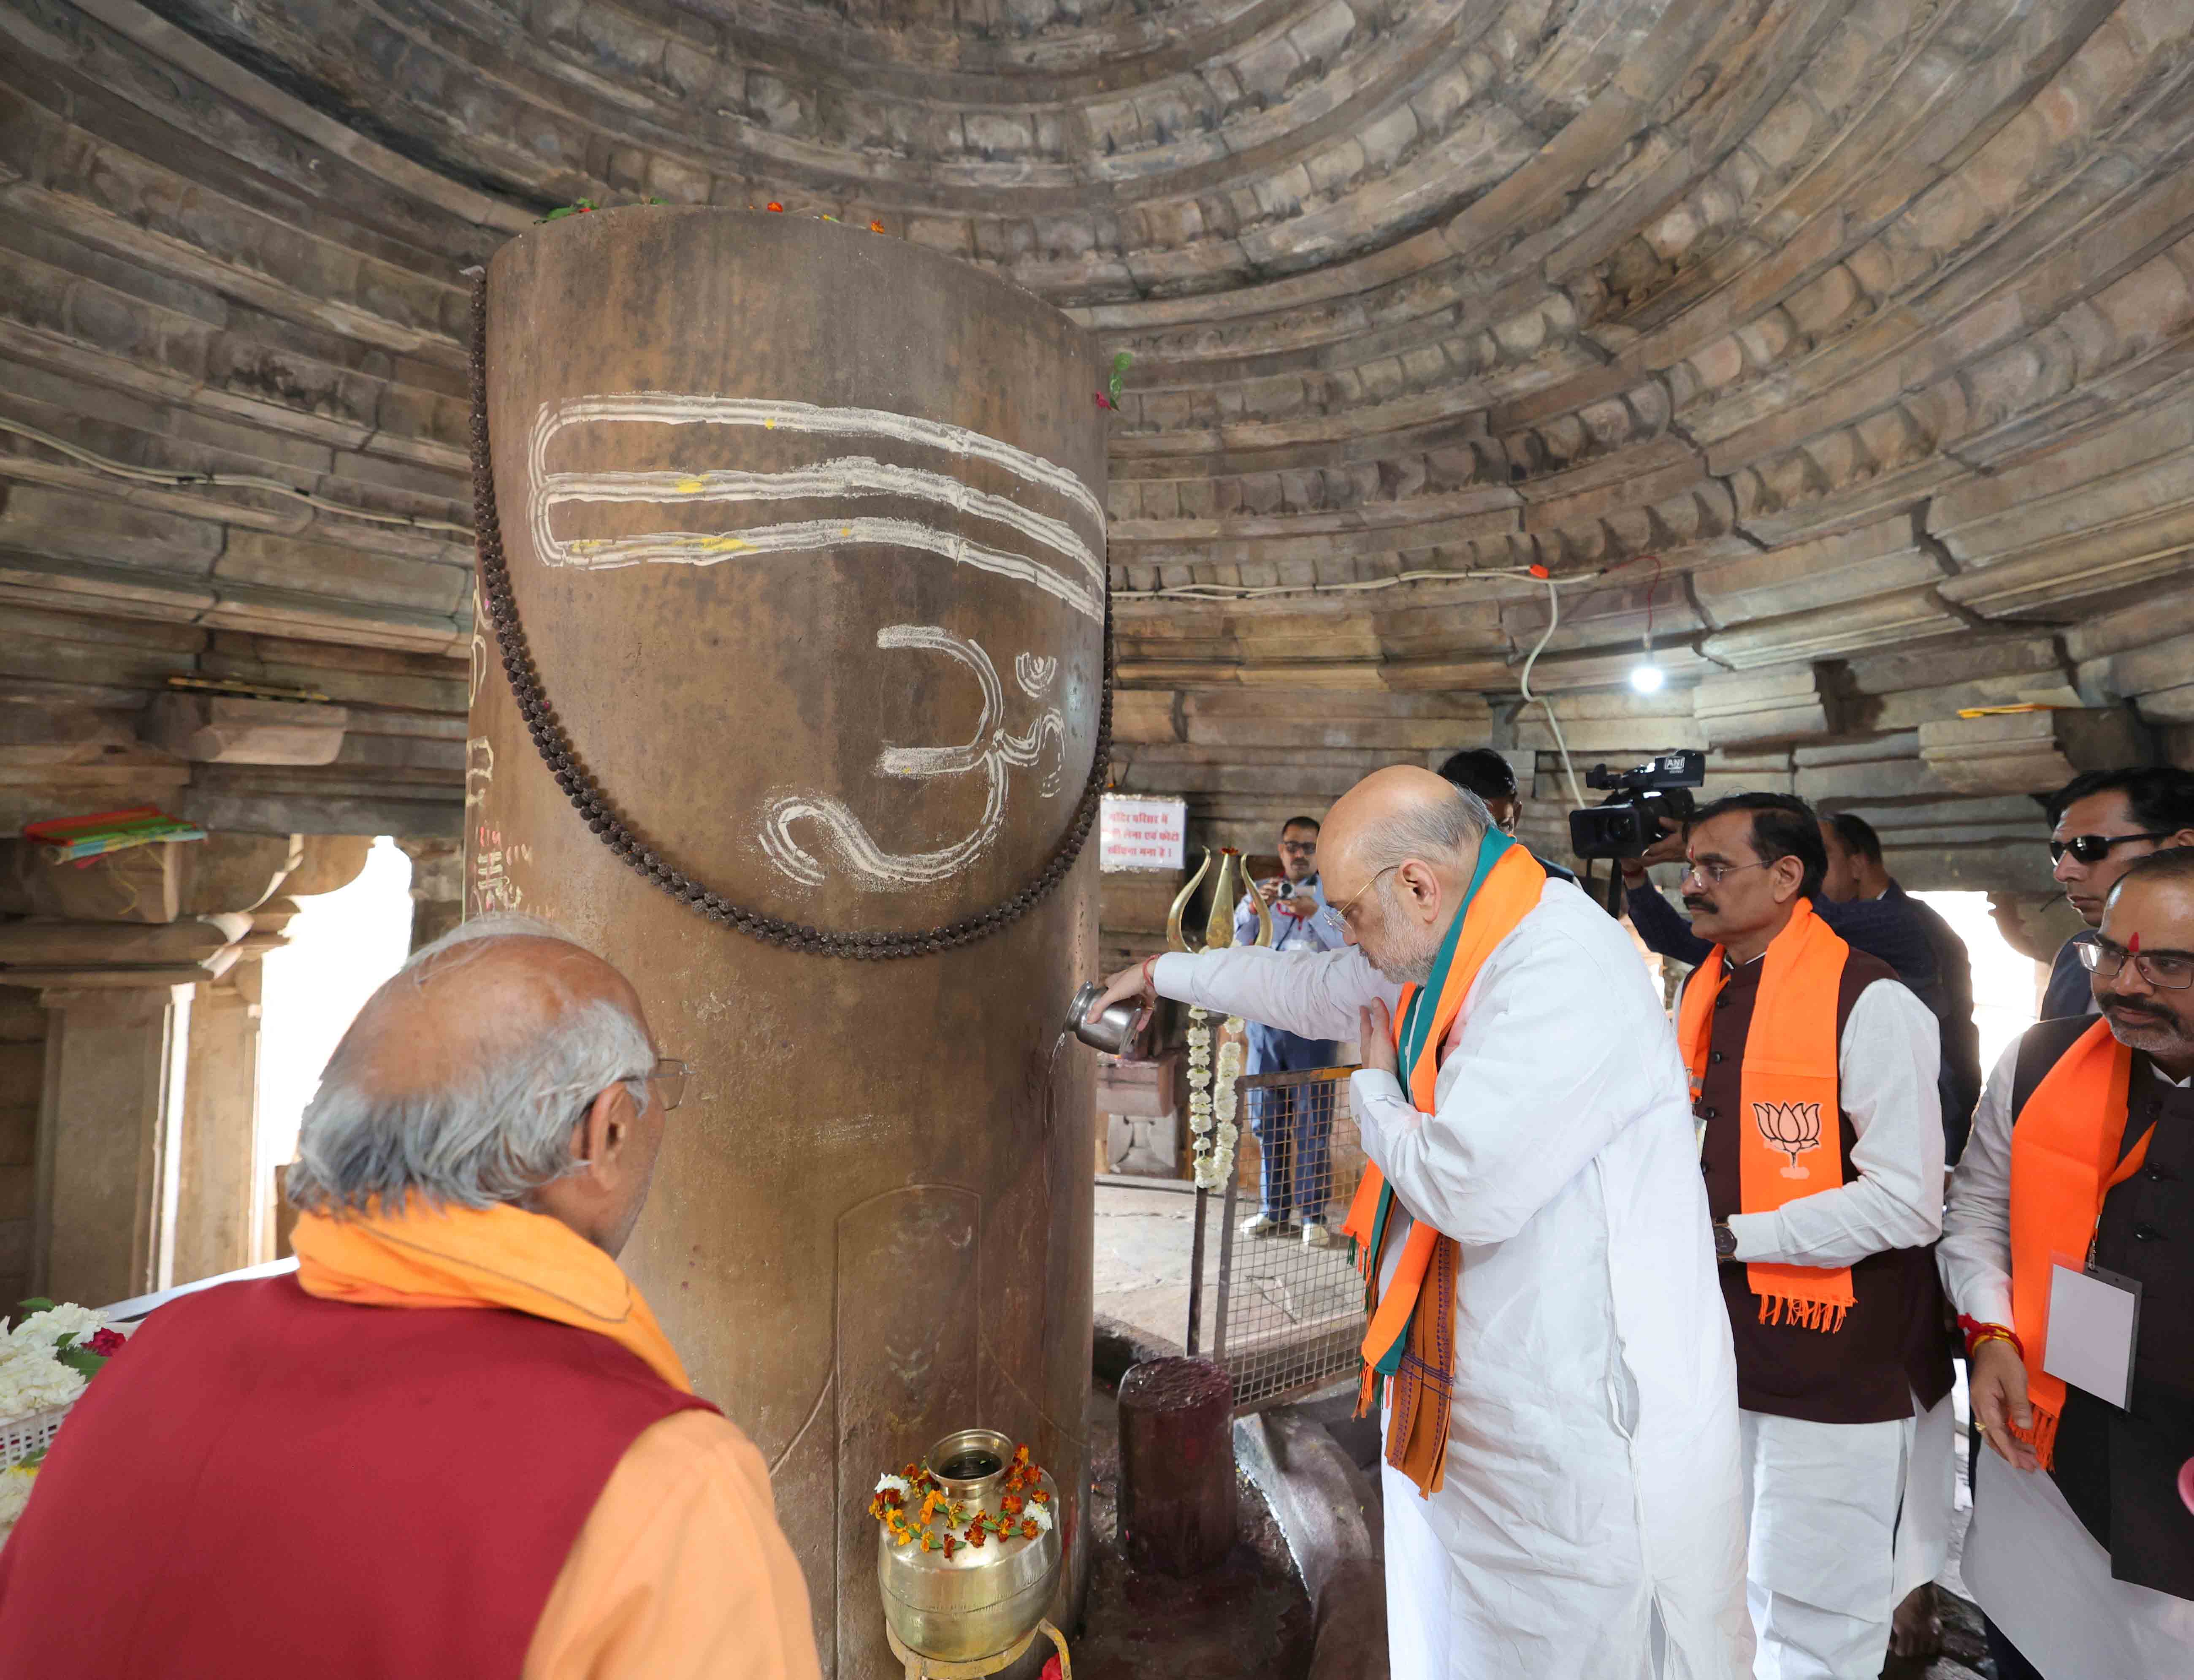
[2129,932,2141,953]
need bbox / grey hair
[1355,785,1492,875]
[284,911,653,1214]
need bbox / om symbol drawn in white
[525,392,1097,896]
[759,625,1067,891]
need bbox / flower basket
[0,1402,72,1471]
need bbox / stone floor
[1090,1177,1210,1355]
[1072,1377,1314,1680]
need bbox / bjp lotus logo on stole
[1753,1101,1824,1178]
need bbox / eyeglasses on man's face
[2080,939,2194,992]
[1679,858,1769,887]
[644,1058,688,1111]
[1333,864,1400,930]
[1278,839,1318,857]
[2050,831,2172,865]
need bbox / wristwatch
[1712,1222,1738,1261]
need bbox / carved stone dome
[4,0,2191,877]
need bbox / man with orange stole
[0,913,820,1680]
[1941,846,2194,1679]
[1669,794,1952,1680]
[1089,766,1749,1680]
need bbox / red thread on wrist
[1957,1314,2024,1361]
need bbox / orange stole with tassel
[1337,836,1545,1498]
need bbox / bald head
[285,914,666,1246]
[1321,766,1492,984]
[338,930,645,1106]
[1325,766,1492,886]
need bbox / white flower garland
[0,1464,35,1537]
[1185,1008,1246,1191]
[0,1343,84,1420]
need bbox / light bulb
[1628,659,1665,694]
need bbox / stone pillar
[0,987,44,1308]
[170,967,263,1284]
[34,982,194,1306]
[399,837,463,952]
[471,208,1105,1677]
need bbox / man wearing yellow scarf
[1089,767,1750,1680]
[0,913,819,1680]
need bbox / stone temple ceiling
[3,0,2194,858]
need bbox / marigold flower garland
[868,1444,1055,1561]
[1185,1009,1244,1191]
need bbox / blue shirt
[1234,877,1346,954]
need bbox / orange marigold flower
[1000,1493,1024,1515]
[942,1534,958,1560]
[1019,1518,1040,1540]
[869,219,886,233]
[965,1525,987,1548]
[767,201,785,212]
[1030,1489,1051,1504]
[1013,1444,1031,1463]
[919,1533,936,1552]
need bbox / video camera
[1566,751,1706,862]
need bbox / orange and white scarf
[1676,897,1856,1331]
[1338,832,1545,1496]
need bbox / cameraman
[1621,809,1968,1157]
[1233,816,1348,1248]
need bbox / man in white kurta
[1091,768,1749,1680]
[1666,797,1953,1680]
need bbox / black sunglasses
[2050,831,2172,865]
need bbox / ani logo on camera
[1753,1101,1825,1178]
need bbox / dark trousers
[1245,1024,1338,1222]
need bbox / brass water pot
[877,1428,1063,1663]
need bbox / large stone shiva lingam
[875,1428,1063,1668]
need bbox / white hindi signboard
[1099,795,1187,872]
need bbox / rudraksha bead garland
[465,272,1112,959]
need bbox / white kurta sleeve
[1345,918,1657,1246]
[1937,1039,2020,1329]
[1153,943,1399,1045]
[1725,978,1945,1266]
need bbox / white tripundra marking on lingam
[1014,653,1057,697]
[525,394,1103,623]
[760,625,1067,891]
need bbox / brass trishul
[1166,846,1274,953]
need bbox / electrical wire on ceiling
[1119,553,1671,807]
[1111,562,1613,603]
[1517,571,1585,807]
[0,415,476,538]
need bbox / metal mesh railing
[1196,1066,1368,1412]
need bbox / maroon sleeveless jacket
[0,1276,716,1678]
[1696,953,1955,1424]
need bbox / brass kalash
[875,1429,1069,1680]
[917,852,1266,1676]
